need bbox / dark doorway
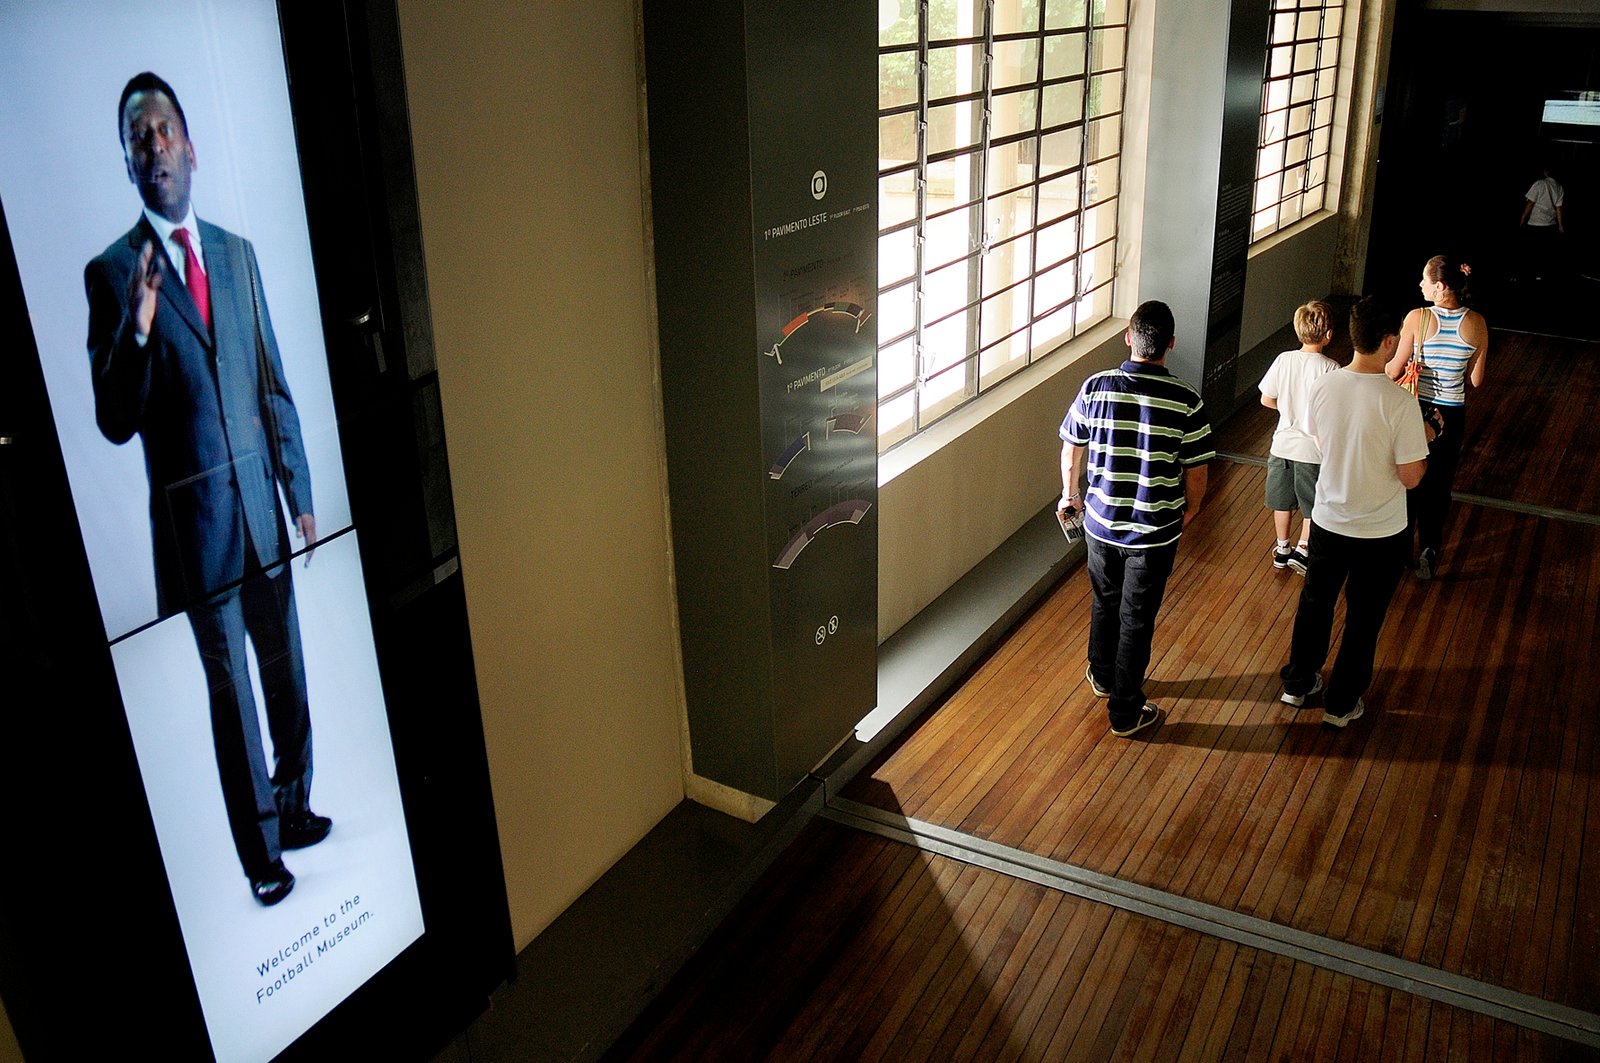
[1365,8,1600,340]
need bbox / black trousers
[1407,402,1465,556]
[1086,536,1179,727]
[1520,223,1562,280]
[1281,524,1409,716]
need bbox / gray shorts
[1265,455,1319,517]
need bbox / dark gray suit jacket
[87,216,313,615]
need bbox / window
[877,0,1129,451]
[1252,0,1344,241]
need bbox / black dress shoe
[281,810,333,850]
[252,861,295,906]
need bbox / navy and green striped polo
[1059,360,1216,549]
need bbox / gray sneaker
[1322,698,1365,728]
[1111,703,1162,737]
[1280,673,1324,707]
[1085,663,1109,698]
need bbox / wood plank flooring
[608,327,1600,1060]
[844,460,1600,1014]
[606,823,1587,1061]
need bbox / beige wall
[396,0,686,949]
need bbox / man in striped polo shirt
[1058,301,1215,737]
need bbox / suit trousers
[1281,524,1409,715]
[1086,536,1179,727]
[186,542,312,879]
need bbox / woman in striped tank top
[1385,254,1488,580]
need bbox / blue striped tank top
[1417,306,1477,407]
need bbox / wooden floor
[609,823,1585,1061]
[608,330,1600,1061]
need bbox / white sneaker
[1280,673,1324,707]
[1322,698,1365,728]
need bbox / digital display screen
[1543,99,1600,127]
[0,3,425,1060]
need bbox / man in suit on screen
[86,72,330,906]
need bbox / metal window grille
[876,0,1129,452]
[1252,0,1345,241]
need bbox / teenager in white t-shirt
[1258,300,1338,575]
[1521,168,1564,231]
[1518,165,1565,281]
[1278,297,1429,728]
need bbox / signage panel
[747,0,879,779]
[645,0,878,797]
[0,3,425,1059]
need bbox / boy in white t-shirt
[1279,297,1429,728]
[1258,301,1338,574]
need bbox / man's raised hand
[128,240,162,338]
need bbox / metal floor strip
[1215,451,1600,527]
[821,796,1600,1049]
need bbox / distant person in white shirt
[1518,164,1564,281]
[1278,297,1428,728]
[1257,300,1338,575]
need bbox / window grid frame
[877,0,1127,451]
[1251,0,1344,243]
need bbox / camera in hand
[1057,505,1084,545]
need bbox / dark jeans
[1281,524,1409,716]
[1520,223,1562,280]
[1407,402,1465,555]
[1086,536,1179,727]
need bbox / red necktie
[173,227,211,330]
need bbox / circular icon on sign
[815,626,827,645]
[811,170,828,201]
[829,615,839,635]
